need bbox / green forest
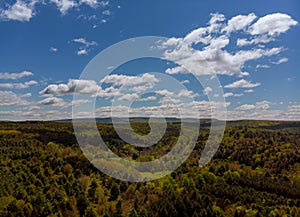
[0,120,299,217]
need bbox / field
[0,120,300,217]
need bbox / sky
[0,0,300,120]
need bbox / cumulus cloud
[181,80,190,84]
[235,104,256,111]
[256,64,270,69]
[39,97,66,107]
[72,38,97,47]
[50,47,58,52]
[287,104,300,120]
[72,38,97,55]
[118,93,139,101]
[177,89,198,98]
[237,35,275,47]
[77,49,88,55]
[0,80,38,89]
[0,91,30,106]
[100,73,159,87]
[80,0,98,8]
[40,79,100,95]
[223,92,233,98]
[224,79,261,89]
[0,0,112,22]
[50,0,77,14]
[155,89,174,97]
[0,71,33,80]
[39,97,89,108]
[235,101,270,111]
[223,92,244,98]
[138,96,156,102]
[94,101,228,119]
[256,100,270,110]
[0,0,36,22]
[222,13,257,33]
[248,13,298,36]
[95,86,120,98]
[102,10,111,15]
[203,87,213,95]
[162,13,297,77]
[244,89,254,93]
[272,57,288,65]
[188,100,230,116]
[131,83,155,93]
[99,1,109,7]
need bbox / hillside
[0,120,299,216]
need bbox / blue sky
[0,0,299,120]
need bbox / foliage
[0,120,299,216]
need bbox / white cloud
[223,92,233,98]
[223,92,244,98]
[80,0,99,8]
[162,13,296,77]
[107,66,115,70]
[224,79,261,89]
[222,13,257,33]
[102,10,111,15]
[0,80,38,89]
[39,97,66,107]
[158,96,181,105]
[155,89,174,97]
[165,66,188,74]
[118,93,139,101]
[181,80,190,84]
[99,1,110,7]
[237,35,275,47]
[0,91,30,106]
[203,86,213,95]
[235,104,256,111]
[72,38,97,47]
[287,105,300,120]
[0,0,36,22]
[188,100,230,117]
[0,83,14,89]
[100,73,159,87]
[77,49,88,55]
[256,64,270,69]
[226,109,285,120]
[0,71,33,80]
[234,93,244,97]
[50,47,58,52]
[40,79,100,95]
[207,13,226,33]
[50,0,77,14]
[28,106,41,111]
[164,39,283,77]
[78,0,109,8]
[256,100,270,110]
[0,107,73,120]
[138,96,156,102]
[178,89,198,98]
[131,83,155,93]
[95,86,120,98]
[248,13,298,36]
[235,101,270,111]
[0,0,111,22]
[244,89,254,93]
[72,38,97,55]
[272,57,288,65]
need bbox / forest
[0,120,300,217]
